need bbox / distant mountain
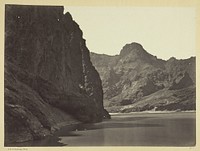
[90,42,196,113]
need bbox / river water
[13,112,196,146]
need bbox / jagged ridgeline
[5,5,110,145]
[90,43,196,113]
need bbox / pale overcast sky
[64,7,195,60]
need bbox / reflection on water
[10,112,196,146]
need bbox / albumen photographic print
[1,0,199,150]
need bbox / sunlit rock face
[5,5,109,145]
[91,42,196,112]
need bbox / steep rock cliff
[5,5,109,145]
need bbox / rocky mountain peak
[166,57,178,64]
[119,42,147,57]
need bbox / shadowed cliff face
[5,5,109,145]
[90,42,196,112]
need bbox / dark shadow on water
[9,121,163,147]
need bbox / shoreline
[109,110,196,115]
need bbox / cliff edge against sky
[5,5,109,145]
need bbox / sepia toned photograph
[3,1,197,148]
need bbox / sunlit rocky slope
[90,42,196,112]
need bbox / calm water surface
[13,112,196,146]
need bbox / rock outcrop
[90,42,196,112]
[5,5,109,145]
[169,72,194,90]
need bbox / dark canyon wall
[5,5,109,145]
